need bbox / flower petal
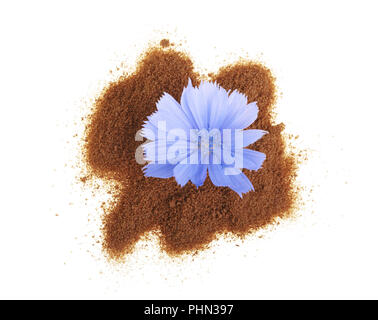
[143,163,175,178]
[242,149,266,171]
[208,164,254,197]
[220,90,247,128]
[147,109,190,136]
[173,164,196,187]
[190,164,208,187]
[228,89,248,108]
[226,102,259,129]
[242,129,268,147]
[228,172,254,196]
[181,79,218,130]
[145,92,193,139]
[208,164,228,187]
[141,121,158,140]
[143,141,167,162]
[190,86,208,129]
[180,79,200,129]
[166,139,194,164]
[208,84,230,130]
[156,93,192,129]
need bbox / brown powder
[159,39,171,48]
[83,43,297,259]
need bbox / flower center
[198,134,222,162]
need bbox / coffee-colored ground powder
[159,39,171,48]
[84,42,297,258]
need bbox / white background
[1,0,377,299]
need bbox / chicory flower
[140,79,267,197]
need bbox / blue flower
[140,79,267,197]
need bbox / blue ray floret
[140,79,267,197]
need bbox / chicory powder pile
[83,40,298,259]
